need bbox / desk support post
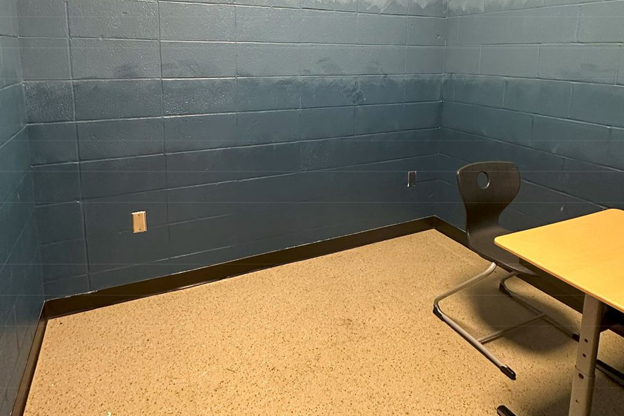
[569,295,604,416]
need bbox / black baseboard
[11,318,47,416]
[13,215,467,415]
[43,216,439,319]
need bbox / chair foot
[500,366,516,380]
[497,405,517,416]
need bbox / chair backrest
[456,161,521,237]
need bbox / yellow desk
[495,209,624,416]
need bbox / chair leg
[433,262,518,380]
[499,276,624,387]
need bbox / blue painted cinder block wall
[0,0,44,412]
[438,0,624,231]
[20,0,446,297]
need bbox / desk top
[495,209,624,313]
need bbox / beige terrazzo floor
[24,230,624,415]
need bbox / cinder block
[359,0,408,14]
[160,2,235,41]
[167,173,306,224]
[499,142,566,191]
[578,2,624,43]
[40,239,87,281]
[33,162,81,205]
[18,0,67,37]
[504,78,571,118]
[454,13,510,46]
[163,78,236,116]
[480,45,538,77]
[403,102,441,130]
[538,45,619,84]
[357,14,407,45]
[0,37,21,88]
[44,275,90,298]
[80,154,166,199]
[441,101,479,133]
[89,261,172,291]
[0,130,30,201]
[452,75,505,107]
[83,190,168,237]
[74,80,162,120]
[436,152,465,183]
[236,110,300,145]
[29,123,78,165]
[300,134,430,171]
[238,6,300,42]
[408,0,445,17]
[619,49,624,85]
[478,106,532,145]
[446,17,459,46]
[354,104,404,134]
[162,42,237,78]
[301,107,354,140]
[237,0,300,7]
[444,46,480,75]
[357,76,404,105]
[531,116,610,166]
[36,202,84,244]
[20,38,70,80]
[505,6,578,44]
[68,0,158,39]
[300,45,359,76]
[303,0,357,12]
[484,0,542,13]
[407,16,446,46]
[0,84,25,142]
[608,128,624,170]
[356,45,405,75]
[440,128,499,162]
[301,9,356,44]
[169,215,236,257]
[406,46,444,74]
[447,0,484,16]
[166,143,300,188]
[301,77,360,108]
[570,83,624,128]
[562,158,624,208]
[87,225,170,273]
[1,176,35,262]
[164,114,237,153]
[24,81,73,123]
[404,75,442,102]
[236,77,301,111]
[77,118,164,160]
[71,38,161,79]
[237,43,300,77]
[511,181,599,227]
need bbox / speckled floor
[24,230,624,415]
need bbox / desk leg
[569,295,604,416]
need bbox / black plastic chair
[433,161,575,380]
[457,161,535,276]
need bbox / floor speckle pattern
[24,230,624,415]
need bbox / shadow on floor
[533,378,624,416]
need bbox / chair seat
[467,226,537,277]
